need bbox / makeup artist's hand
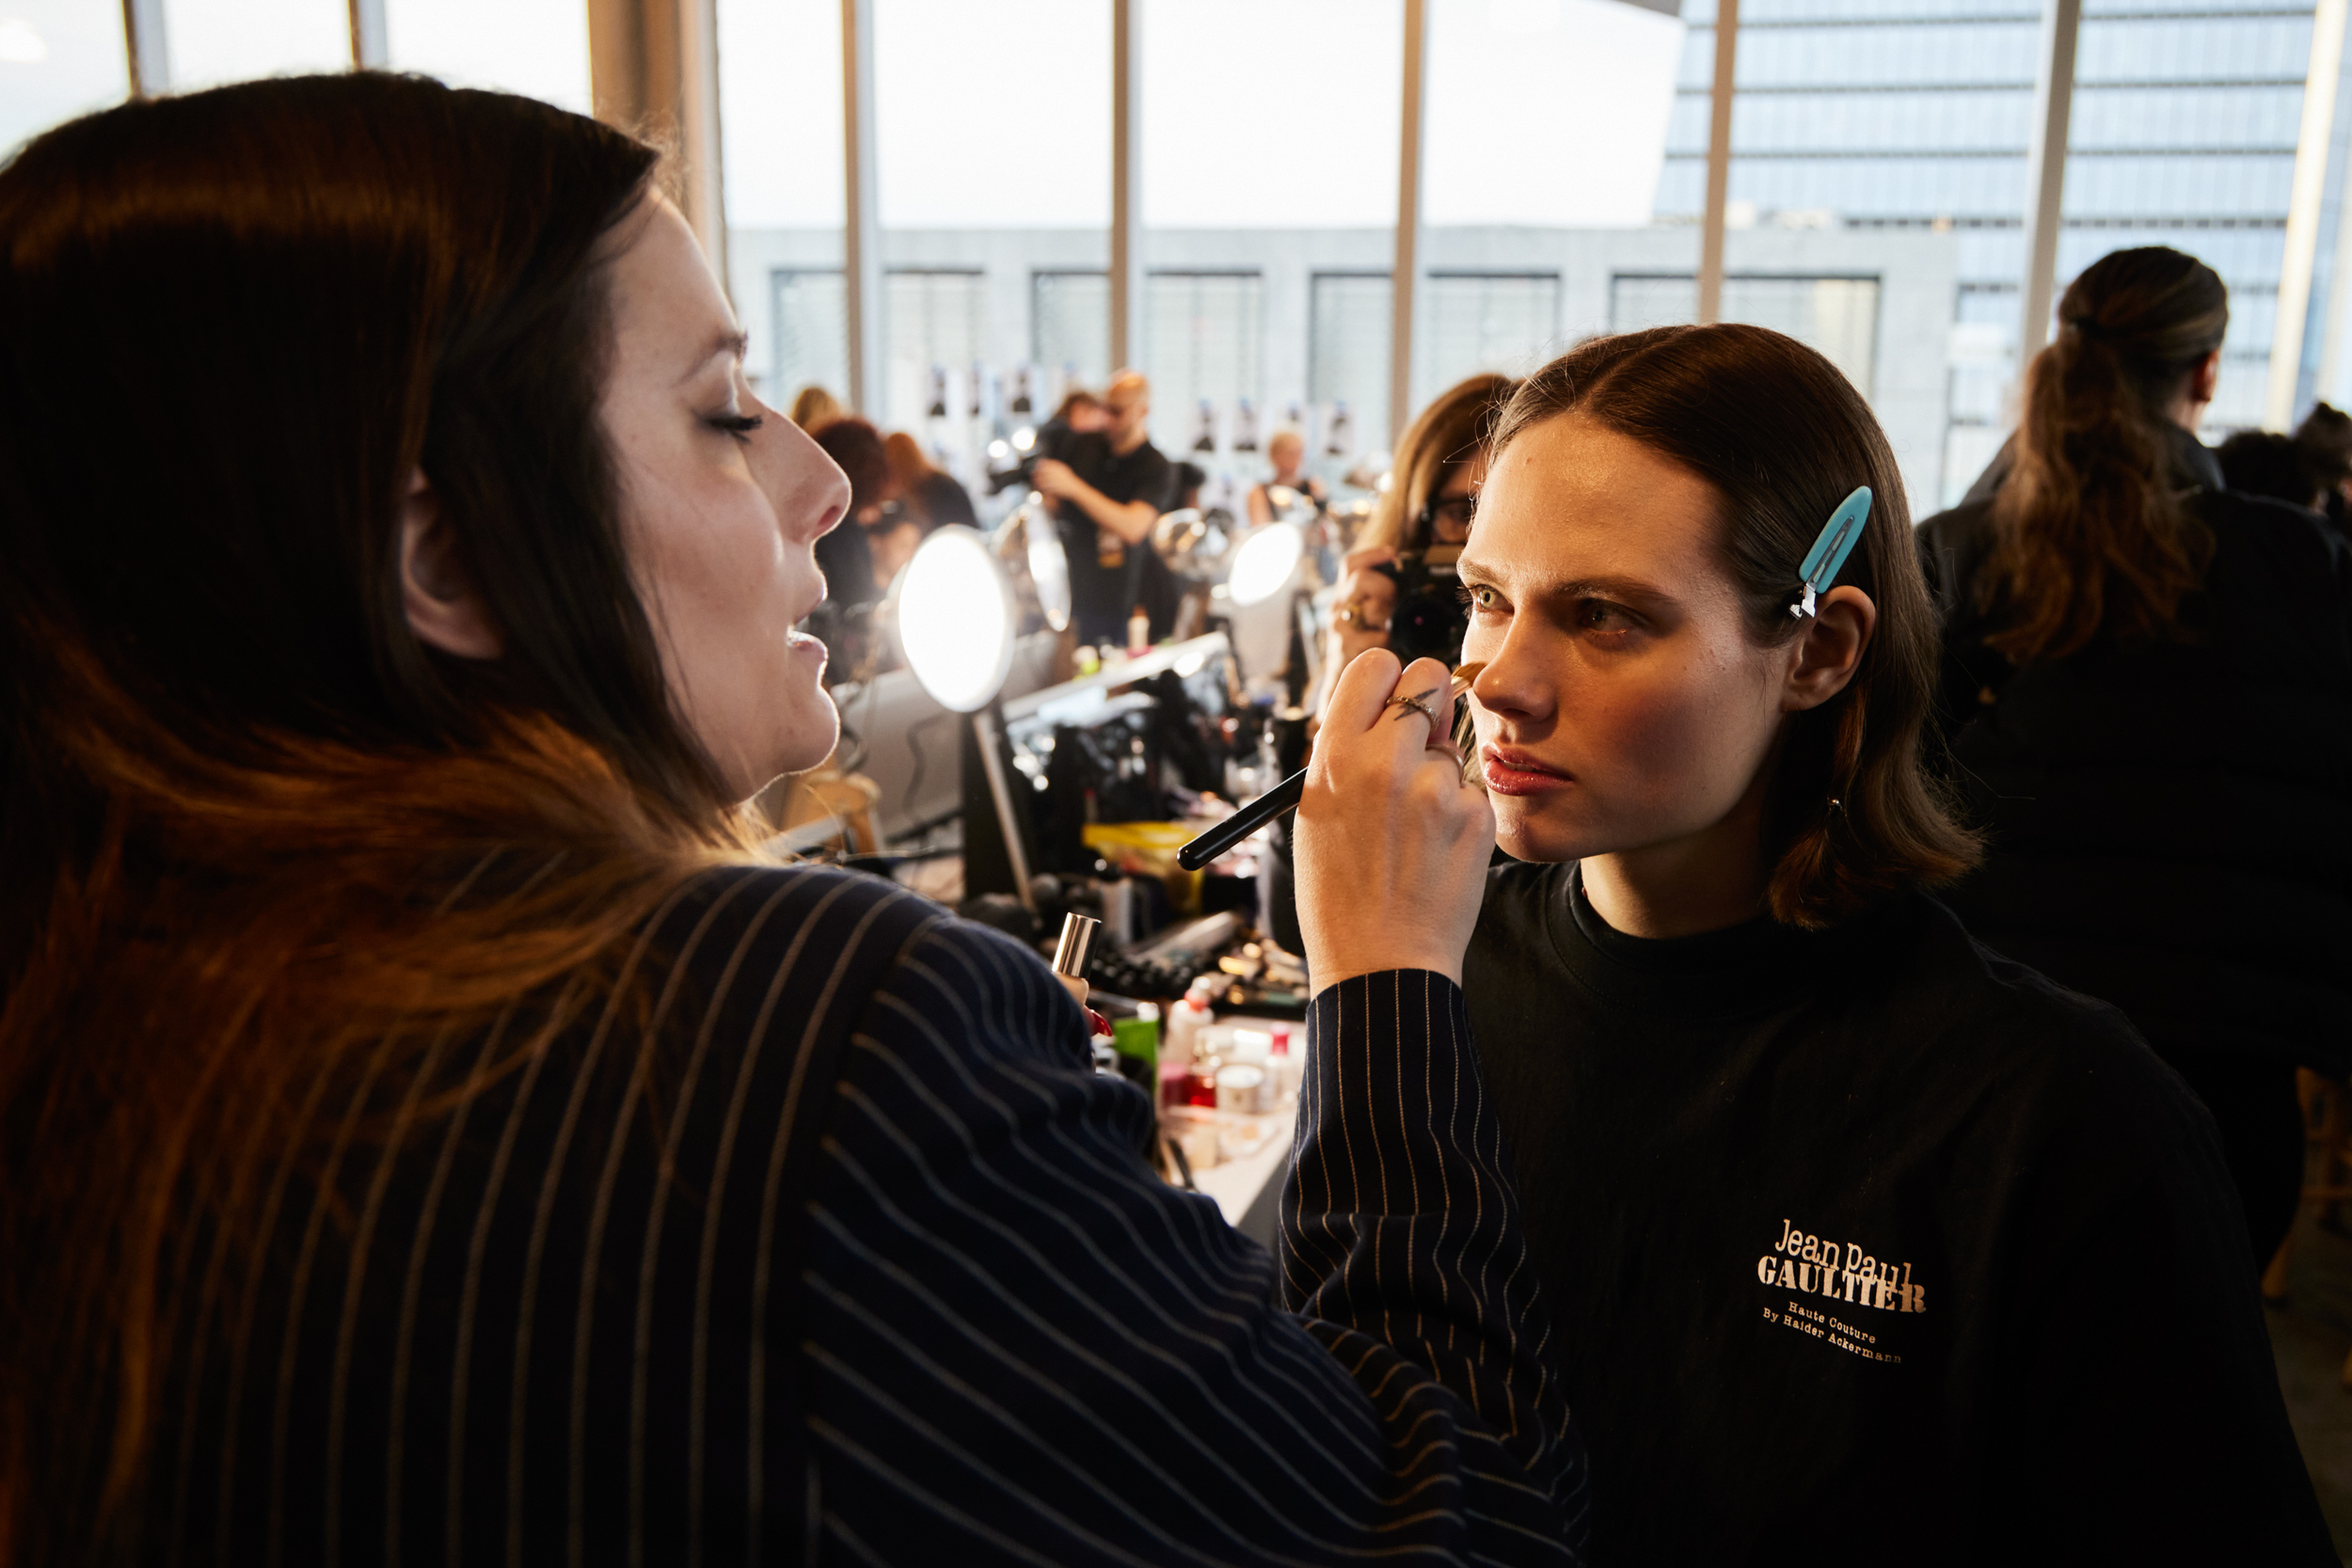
[1295,650,1494,993]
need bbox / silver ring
[1385,689,1440,724]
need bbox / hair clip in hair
[1790,486,1872,619]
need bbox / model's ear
[1784,584,1875,713]
[398,467,501,659]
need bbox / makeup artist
[1416,325,2330,1561]
[0,77,1592,1561]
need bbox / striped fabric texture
[145,864,1587,1563]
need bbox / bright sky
[0,0,1682,230]
[721,0,1685,231]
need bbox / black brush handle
[1176,768,1307,871]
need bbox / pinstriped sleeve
[802,924,1586,1563]
[1280,970,1589,1539]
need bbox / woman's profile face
[1457,414,1795,866]
[599,198,850,799]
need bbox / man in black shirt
[1033,370,1174,644]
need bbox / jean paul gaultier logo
[1757,1218,1926,1315]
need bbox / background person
[882,428,977,533]
[1319,372,1512,701]
[1246,426,1327,524]
[2217,428,2325,509]
[788,381,841,429]
[1451,323,2333,1561]
[2294,400,2352,538]
[0,76,1593,1563]
[1918,247,2352,1274]
[806,414,898,608]
[1030,370,1175,644]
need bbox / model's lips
[1482,745,1572,798]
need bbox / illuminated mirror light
[896,525,1015,712]
[1226,522,1303,607]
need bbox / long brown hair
[1984,246,2226,662]
[0,75,747,1553]
[1359,372,1513,555]
[1493,326,1979,927]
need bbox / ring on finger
[1385,689,1440,724]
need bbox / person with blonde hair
[1246,426,1327,524]
[787,381,841,428]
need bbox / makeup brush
[1175,662,1486,872]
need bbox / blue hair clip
[1790,486,1872,619]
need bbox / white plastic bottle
[1164,980,1214,1069]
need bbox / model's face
[599,197,850,800]
[1458,415,1794,864]
[1270,435,1304,479]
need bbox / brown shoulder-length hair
[1492,326,1979,928]
[0,75,748,1555]
[1359,372,1514,555]
[1984,246,2226,662]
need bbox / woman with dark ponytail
[1920,246,2352,1276]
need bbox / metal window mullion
[120,0,168,96]
[1391,0,1428,442]
[842,0,883,417]
[1110,0,1143,372]
[1698,0,1740,325]
[2017,0,2084,361]
[2266,0,2348,426]
[349,0,388,69]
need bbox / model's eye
[1461,583,1503,613]
[1575,598,1637,634]
[709,412,764,442]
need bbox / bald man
[1032,371,1176,643]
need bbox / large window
[162,0,346,89]
[0,0,129,160]
[1142,0,1400,481]
[770,268,850,417]
[1144,272,1264,458]
[384,0,590,112]
[886,268,988,438]
[1422,272,1564,391]
[1310,273,1393,460]
[1033,270,1111,399]
[23,0,2352,513]
[1612,274,1883,397]
[721,0,846,406]
[2057,0,2312,435]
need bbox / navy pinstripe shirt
[145,863,1588,1563]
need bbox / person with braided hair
[1919,245,2352,1275]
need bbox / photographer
[1032,370,1176,644]
[1320,373,1512,700]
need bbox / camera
[1373,545,1470,668]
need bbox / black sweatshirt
[1918,431,2352,1079]
[1461,860,2332,1565]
